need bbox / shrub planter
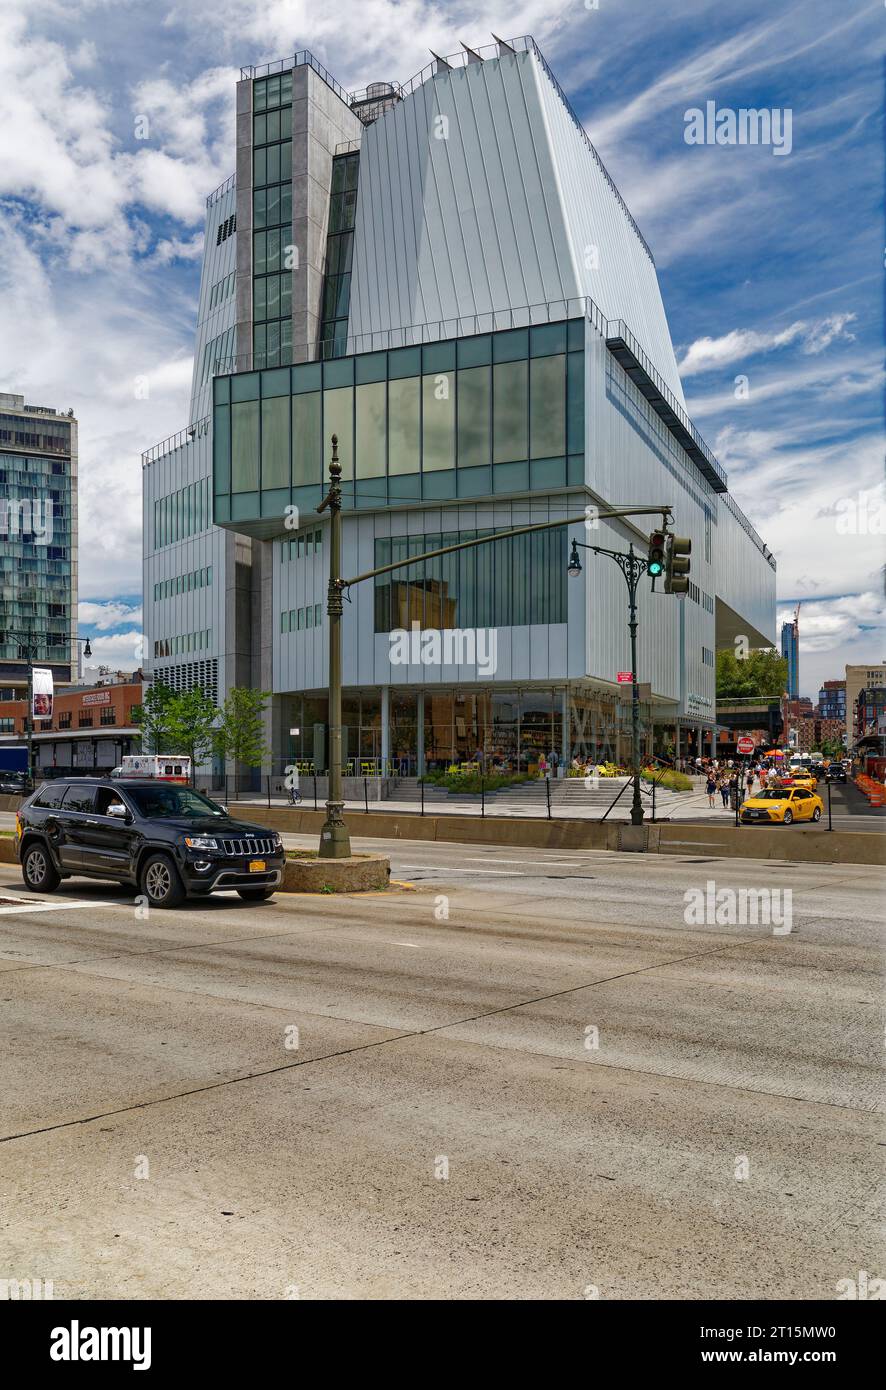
[282,853,390,893]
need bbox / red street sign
[737,736,755,755]
[616,671,633,684]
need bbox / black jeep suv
[16,778,285,908]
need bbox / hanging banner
[32,668,54,721]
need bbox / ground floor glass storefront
[280,686,687,774]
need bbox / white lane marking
[393,941,422,948]
[0,899,117,916]
[399,865,523,876]
[462,857,584,867]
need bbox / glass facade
[213,319,585,532]
[0,422,73,667]
[252,70,293,370]
[373,527,567,632]
[153,477,211,549]
[276,685,658,776]
[318,153,360,358]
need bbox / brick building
[0,676,143,775]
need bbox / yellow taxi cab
[740,785,823,825]
[785,771,817,791]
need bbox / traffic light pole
[569,540,649,826]
[316,436,674,855]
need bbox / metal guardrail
[206,173,235,208]
[212,296,597,377]
[142,417,210,468]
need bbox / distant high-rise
[781,620,799,701]
[0,393,78,698]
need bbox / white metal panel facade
[143,181,238,702]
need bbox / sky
[0,0,881,698]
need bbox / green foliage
[133,682,176,754]
[820,736,845,759]
[641,768,692,792]
[420,770,534,794]
[716,647,788,701]
[166,688,219,777]
[216,686,270,768]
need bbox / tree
[134,682,176,753]
[215,686,270,768]
[166,688,219,780]
[716,648,788,701]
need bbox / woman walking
[706,770,717,808]
[720,775,730,808]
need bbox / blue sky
[0,0,881,696]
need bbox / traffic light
[647,531,666,578]
[664,535,691,594]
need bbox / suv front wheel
[22,841,61,893]
[140,852,186,909]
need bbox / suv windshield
[124,785,227,819]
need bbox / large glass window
[493,360,528,463]
[388,377,420,475]
[261,396,289,489]
[292,393,321,486]
[231,401,259,492]
[422,373,455,472]
[355,382,386,478]
[319,152,360,358]
[457,366,491,469]
[529,355,566,458]
[323,387,353,480]
[372,526,566,631]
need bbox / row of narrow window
[216,214,236,246]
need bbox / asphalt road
[0,840,882,1300]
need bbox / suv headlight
[184,835,219,850]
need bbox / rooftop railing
[142,417,210,468]
[206,172,235,208]
[212,297,601,378]
[605,318,728,492]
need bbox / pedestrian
[538,753,549,779]
[706,770,717,808]
[720,776,730,808]
[549,750,559,779]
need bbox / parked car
[15,778,284,908]
[0,771,29,795]
[740,786,823,825]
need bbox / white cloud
[678,314,856,376]
[80,630,145,670]
[79,600,143,630]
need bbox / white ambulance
[118,755,192,784]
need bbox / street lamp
[567,536,651,826]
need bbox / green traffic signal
[647,531,666,577]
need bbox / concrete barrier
[236,806,886,866]
[2,813,882,867]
